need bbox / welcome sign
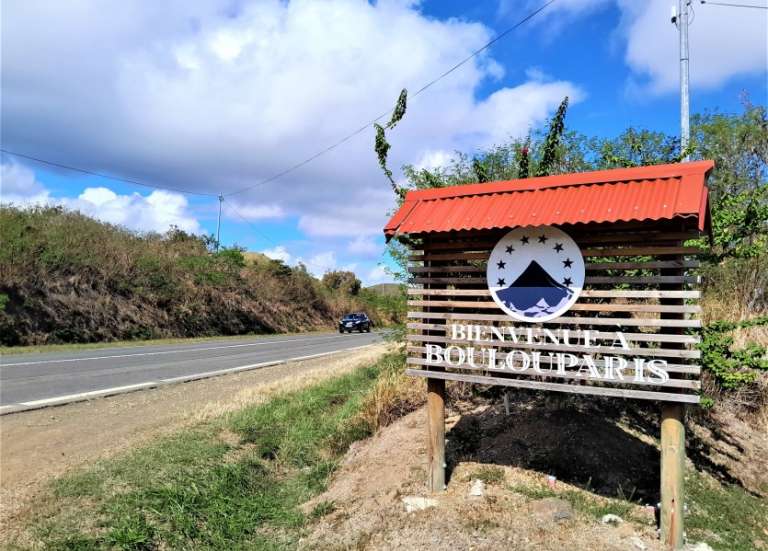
[419,225,677,388]
[401,218,704,404]
[386,162,713,547]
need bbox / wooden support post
[660,402,685,550]
[427,377,446,493]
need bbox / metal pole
[216,194,223,252]
[679,0,691,160]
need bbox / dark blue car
[339,313,371,333]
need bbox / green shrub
[700,316,768,390]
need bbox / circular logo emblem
[487,226,584,322]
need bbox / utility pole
[216,194,223,252]
[673,0,691,160]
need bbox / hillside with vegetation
[0,207,402,346]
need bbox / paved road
[0,332,381,408]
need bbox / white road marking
[2,343,377,414]
[19,382,158,406]
[1,333,369,367]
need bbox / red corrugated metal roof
[384,161,714,238]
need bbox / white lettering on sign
[429,323,671,385]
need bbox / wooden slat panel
[405,355,700,376]
[405,368,700,403]
[405,231,704,403]
[409,260,700,273]
[405,357,700,388]
[586,260,700,270]
[573,231,700,244]
[580,246,703,257]
[408,252,488,261]
[407,289,492,296]
[409,276,699,285]
[410,277,488,285]
[417,231,700,249]
[586,276,700,285]
[408,266,485,274]
[407,288,701,299]
[409,246,703,262]
[581,290,700,299]
[405,323,701,345]
[407,300,701,314]
[406,336,700,359]
[407,311,702,327]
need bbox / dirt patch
[300,406,662,551]
[688,406,768,496]
[0,343,390,535]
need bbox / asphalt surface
[0,331,381,408]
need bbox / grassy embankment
[10,351,413,550]
[0,206,404,348]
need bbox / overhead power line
[700,1,768,8]
[0,148,217,197]
[224,0,558,197]
[220,197,277,247]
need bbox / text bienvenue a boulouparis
[425,324,670,385]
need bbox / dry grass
[192,345,394,422]
[701,255,768,324]
[355,364,426,433]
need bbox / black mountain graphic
[495,260,572,315]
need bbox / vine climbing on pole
[374,89,408,198]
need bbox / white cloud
[415,149,455,171]
[305,251,337,277]
[0,162,52,205]
[0,163,201,233]
[506,1,766,96]
[230,203,285,220]
[72,187,202,234]
[2,0,583,240]
[261,245,292,263]
[348,235,381,256]
[619,0,767,94]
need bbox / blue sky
[2,0,766,284]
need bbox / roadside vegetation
[9,347,765,550]
[0,208,404,347]
[10,351,409,550]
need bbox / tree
[391,101,766,272]
[322,270,362,295]
[536,96,569,177]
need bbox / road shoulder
[0,343,390,537]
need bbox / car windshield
[343,314,362,320]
